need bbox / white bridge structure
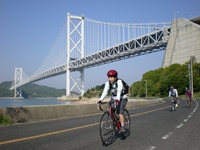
[10,13,171,97]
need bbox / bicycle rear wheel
[122,109,131,137]
[188,101,192,107]
[171,102,176,111]
[171,105,174,112]
[99,111,116,146]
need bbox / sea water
[0,98,73,108]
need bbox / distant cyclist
[97,70,128,133]
[168,86,178,107]
[185,87,192,106]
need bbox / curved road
[0,99,199,150]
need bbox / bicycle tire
[171,103,175,112]
[99,111,116,146]
[188,102,192,107]
[171,97,176,112]
[122,109,131,137]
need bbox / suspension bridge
[10,13,171,97]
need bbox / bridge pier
[66,13,85,96]
[14,88,22,97]
[14,68,23,98]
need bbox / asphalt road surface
[0,99,199,150]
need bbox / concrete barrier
[0,99,164,123]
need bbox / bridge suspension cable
[32,21,67,76]
[83,17,170,56]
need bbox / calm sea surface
[0,98,73,108]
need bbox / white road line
[161,101,199,142]
[176,123,184,128]
[162,132,173,140]
[145,146,156,150]
[162,134,169,140]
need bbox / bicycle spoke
[122,109,131,137]
[103,129,115,136]
[99,102,131,145]
[99,111,116,146]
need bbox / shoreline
[0,97,24,100]
[0,97,58,100]
[0,96,164,105]
[57,97,162,105]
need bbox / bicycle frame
[170,96,177,111]
[99,100,121,131]
[98,100,131,146]
[109,105,121,131]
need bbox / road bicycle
[188,101,192,107]
[186,96,192,108]
[170,96,177,112]
[98,99,131,146]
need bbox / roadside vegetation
[84,62,200,99]
[0,114,13,125]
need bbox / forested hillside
[84,63,200,98]
[0,81,65,98]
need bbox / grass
[0,114,13,125]
[193,92,200,99]
[178,92,200,100]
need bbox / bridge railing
[10,64,67,90]
[70,26,171,70]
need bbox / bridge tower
[66,13,85,96]
[14,68,22,97]
[162,17,200,67]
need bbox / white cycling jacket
[169,89,178,97]
[100,79,124,101]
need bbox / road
[0,99,199,150]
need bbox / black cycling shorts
[117,98,128,114]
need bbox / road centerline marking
[0,105,169,145]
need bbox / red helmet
[107,70,118,77]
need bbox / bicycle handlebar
[97,102,107,111]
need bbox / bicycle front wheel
[122,109,131,137]
[99,111,116,146]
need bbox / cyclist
[97,70,128,133]
[185,87,192,106]
[168,86,178,107]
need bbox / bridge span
[10,13,171,97]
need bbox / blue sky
[0,0,200,90]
